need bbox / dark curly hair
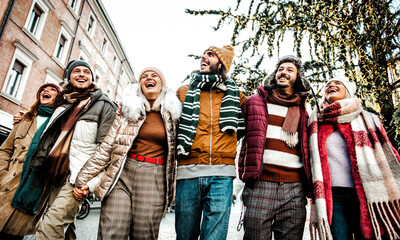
[263,55,310,93]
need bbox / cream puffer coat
[75,85,181,209]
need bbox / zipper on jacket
[209,89,213,165]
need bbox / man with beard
[11,60,116,239]
[175,45,246,240]
[238,56,312,239]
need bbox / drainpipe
[0,0,16,42]
[66,0,86,63]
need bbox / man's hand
[13,110,25,125]
[73,185,89,200]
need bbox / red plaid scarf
[308,98,400,240]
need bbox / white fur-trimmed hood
[121,83,182,122]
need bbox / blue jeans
[331,187,365,240]
[175,176,233,240]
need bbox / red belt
[128,153,165,165]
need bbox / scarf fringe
[310,219,333,240]
[368,201,400,239]
[280,130,299,148]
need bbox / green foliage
[186,0,400,148]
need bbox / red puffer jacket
[238,86,312,197]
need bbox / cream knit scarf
[308,98,400,240]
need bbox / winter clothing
[11,106,54,214]
[75,84,181,240]
[29,88,116,192]
[238,85,311,239]
[259,102,302,183]
[267,88,302,147]
[177,72,244,155]
[263,55,310,93]
[62,59,94,81]
[75,84,181,207]
[176,83,246,168]
[138,67,166,86]
[238,86,311,192]
[0,118,42,236]
[204,45,235,72]
[36,83,62,99]
[308,98,400,240]
[27,87,116,240]
[175,70,246,240]
[324,76,357,99]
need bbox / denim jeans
[331,187,365,240]
[175,176,233,240]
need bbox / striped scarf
[177,72,244,155]
[308,98,400,240]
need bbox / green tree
[187,0,400,147]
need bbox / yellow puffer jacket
[176,84,246,166]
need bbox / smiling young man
[11,60,117,240]
[238,55,312,239]
[175,45,246,240]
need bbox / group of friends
[0,44,399,240]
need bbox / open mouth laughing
[42,93,51,99]
[144,81,156,88]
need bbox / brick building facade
[0,0,136,142]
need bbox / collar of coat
[121,84,182,122]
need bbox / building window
[23,0,54,42]
[27,5,42,35]
[69,0,81,12]
[107,80,115,96]
[45,69,63,85]
[1,42,38,102]
[101,38,108,55]
[87,15,95,36]
[52,23,74,66]
[112,55,117,71]
[55,35,66,59]
[4,61,25,98]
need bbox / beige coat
[0,118,43,235]
[76,86,181,210]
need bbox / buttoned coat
[0,118,43,235]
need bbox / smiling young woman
[73,67,182,240]
[0,83,61,239]
[308,77,400,240]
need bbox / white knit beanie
[325,76,357,98]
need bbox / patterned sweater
[261,103,302,182]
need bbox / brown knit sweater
[129,111,167,159]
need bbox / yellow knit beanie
[204,45,235,73]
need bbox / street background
[24,199,311,240]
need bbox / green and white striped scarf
[177,72,244,155]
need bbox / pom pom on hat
[204,45,235,73]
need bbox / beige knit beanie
[138,67,166,87]
[204,45,235,73]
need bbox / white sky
[102,0,299,90]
